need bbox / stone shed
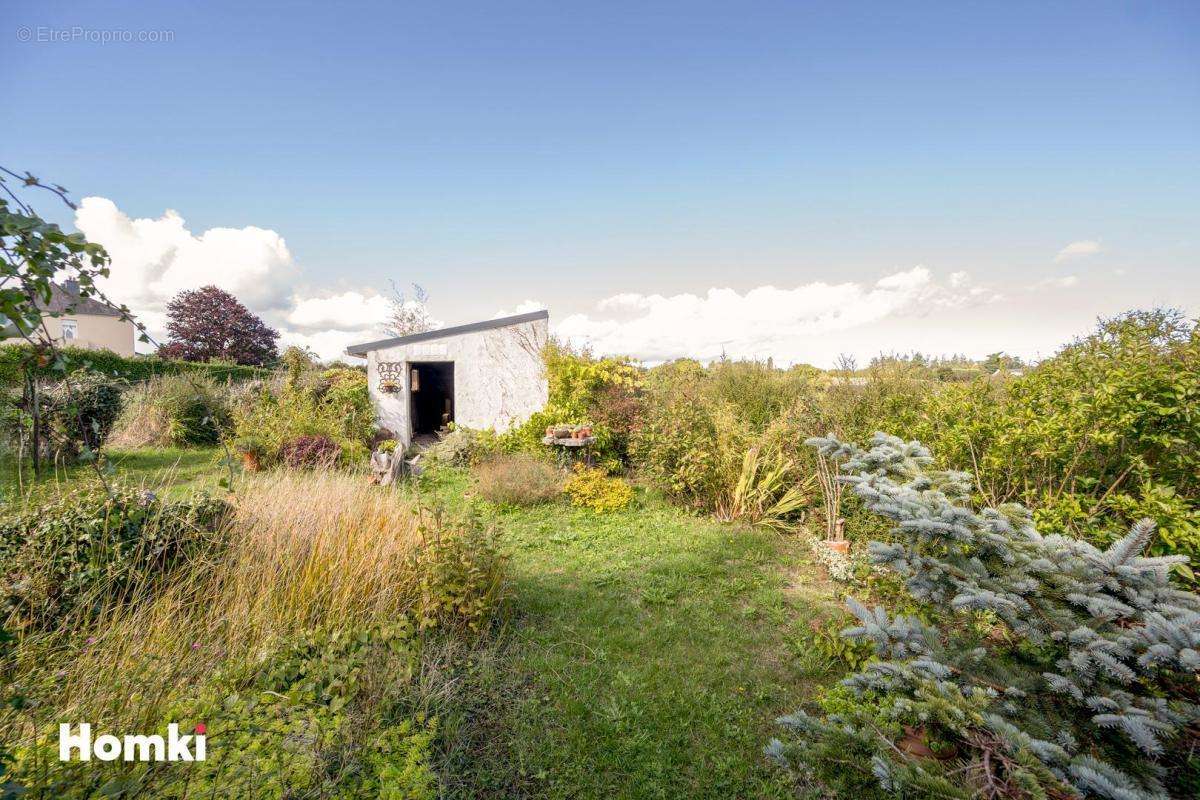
[346,310,549,447]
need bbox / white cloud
[278,328,375,362]
[493,299,547,318]
[74,197,390,361]
[555,267,999,365]
[1032,275,1080,289]
[287,290,391,332]
[1054,240,1103,262]
[75,197,297,314]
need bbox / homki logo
[59,723,207,762]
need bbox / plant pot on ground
[822,517,848,554]
[234,436,268,472]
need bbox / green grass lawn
[415,468,842,800]
[0,446,231,506]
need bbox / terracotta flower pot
[824,540,850,555]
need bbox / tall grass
[25,472,429,730]
[107,374,232,448]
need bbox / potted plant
[824,517,849,554]
[379,379,400,394]
[234,436,268,472]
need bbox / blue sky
[3,1,1198,362]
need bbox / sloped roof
[40,282,124,318]
[346,309,548,357]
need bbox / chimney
[63,279,79,295]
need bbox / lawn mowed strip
[419,469,840,800]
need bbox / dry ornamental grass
[471,453,562,507]
[35,471,430,729]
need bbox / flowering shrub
[768,433,1200,800]
[563,466,634,513]
[280,434,341,469]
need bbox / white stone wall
[44,314,136,356]
[366,317,549,445]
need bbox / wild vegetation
[2,471,504,797]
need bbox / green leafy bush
[47,373,124,451]
[176,624,437,800]
[107,373,232,447]
[421,426,499,467]
[899,310,1200,581]
[563,465,634,513]
[231,366,373,467]
[15,371,126,460]
[797,615,875,672]
[0,486,230,631]
[498,340,640,469]
[6,624,438,800]
[471,453,561,507]
[412,517,507,631]
[0,343,269,387]
[630,392,727,508]
[769,433,1200,800]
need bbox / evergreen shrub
[768,433,1200,800]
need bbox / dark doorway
[409,361,454,436]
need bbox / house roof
[39,282,125,318]
[345,309,549,357]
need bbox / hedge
[0,344,270,386]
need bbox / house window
[62,319,78,341]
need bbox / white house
[346,310,549,446]
[3,280,137,356]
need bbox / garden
[2,179,1198,799]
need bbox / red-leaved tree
[158,286,279,365]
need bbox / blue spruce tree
[769,433,1200,800]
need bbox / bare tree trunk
[25,368,41,479]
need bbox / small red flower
[195,723,207,735]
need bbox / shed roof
[346,309,548,357]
